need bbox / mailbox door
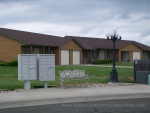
[28,56,37,80]
[47,55,55,80]
[39,55,55,81]
[18,54,37,81]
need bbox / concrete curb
[0,85,150,109]
[0,93,150,109]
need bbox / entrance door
[61,50,69,65]
[121,52,130,62]
[133,52,140,61]
[73,51,80,64]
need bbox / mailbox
[18,54,37,81]
[18,54,55,89]
[38,54,55,81]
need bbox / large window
[24,48,31,54]
[100,50,104,60]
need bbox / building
[64,36,150,63]
[0,27,150,65]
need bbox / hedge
[93,59,112,64]
[0,59,18,66]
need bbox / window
[34,48,39,54]
[92,50,96,58]
[144,52,150,59]
[106,50,111,58]
[24,48,31,54]
[83,51,87,58]
[100,50,105,60]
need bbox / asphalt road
[0,98,149,113]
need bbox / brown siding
[120,44,143,62]
[120,44,142,52]
[60,40,82,65]
[69,50,73,64]
[130,51,133,62]
[61,40,82,50]
[118,50,121,62]
[87,50,91,63]
[0,35,25,61]
[50,47,59,65]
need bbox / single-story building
[64,36,150,63]
[0,27,150,65]
[0,27,82,65]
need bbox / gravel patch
[0,89,18,93]
[60,83,140,89]
[0,83,140,92]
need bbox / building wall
[119,44,143,62]
[0,35,25,61]
[87,50,91,63]
[50,47,59,65]
[60,40,82,65]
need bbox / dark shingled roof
[0,27,70,47]
[0,27,150,51]
[64,36,150,51]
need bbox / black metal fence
[134,59,150,83]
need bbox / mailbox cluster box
[38,54,55,81]
[18,54,37,81]
[18,54,55,81]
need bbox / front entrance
[121,51,130,62]
[61,50,69,65]
[73,51,80,64]
[133,52,141,60]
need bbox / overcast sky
[0,0,150,46]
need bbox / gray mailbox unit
[38,54,55,88]
[18,54,37,89]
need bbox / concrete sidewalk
[0,84,150,109]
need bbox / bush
[93,59,112,64]
[0,59,18,66]
[5,59,18,66]
[0,60,6,66]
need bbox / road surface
[0,98,149,113]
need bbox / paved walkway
[0,84,150,109]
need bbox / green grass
[0,64,134,89]
[99,62,134,67]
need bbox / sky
[0,0,150,46]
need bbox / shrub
[0,59,18,66]
[0,60,6,66]
[93,59,112,64]
[5,59,18,66]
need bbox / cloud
[0,0,150,46]
[2,22,81,37]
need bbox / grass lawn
[0,64,134,89]
[97,62,134,67]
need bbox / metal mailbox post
[38,54,55,88]
[18,54,37,90]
